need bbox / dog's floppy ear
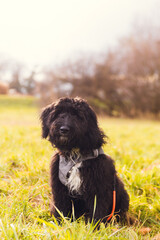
[40,105,52,138]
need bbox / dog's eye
[58,113,67,119]
[78,113,85,121]
[60,115,66,119]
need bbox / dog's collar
[59,147,104,186]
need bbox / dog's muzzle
[60,126,70,136]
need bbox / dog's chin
[59,136,68,145]
[55,136,77,151]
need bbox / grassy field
[0,95,159,239]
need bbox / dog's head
[40,97,106,152]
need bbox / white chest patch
[67,162,82,194]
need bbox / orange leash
[107,190,116,221]
[107,174,116,221]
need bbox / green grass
[0,95,159,239]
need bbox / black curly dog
[40,97,129,224]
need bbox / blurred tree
[23,71,36,95]
[9,66,22,93]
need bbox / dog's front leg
[50,154,72,220]
[51,190,72,220]
[84,194,112,224]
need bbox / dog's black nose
[60,126,70,135]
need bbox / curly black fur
[40,97,129,223]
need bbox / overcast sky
[0,0,159,67]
